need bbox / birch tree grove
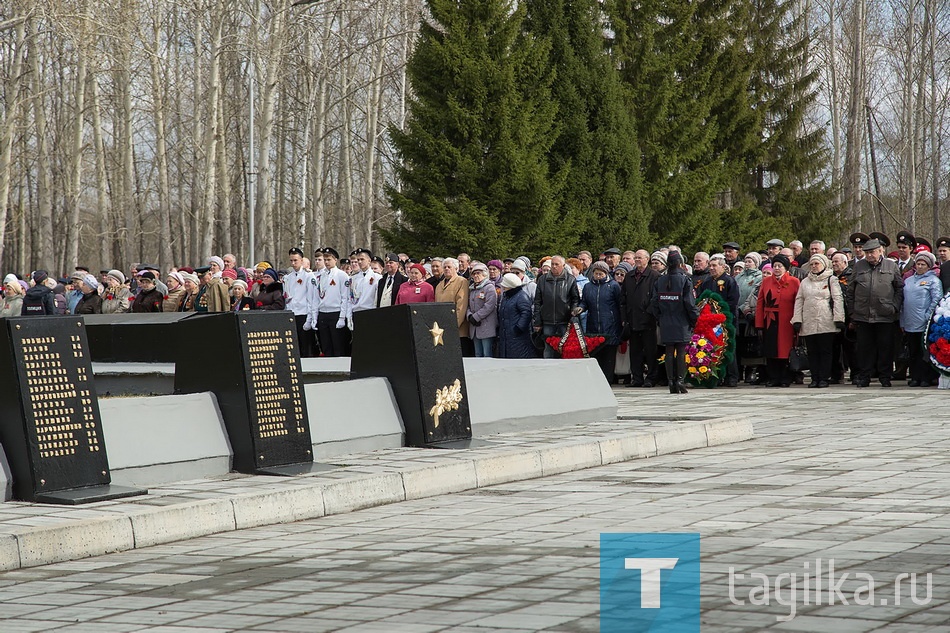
[0,0,421,274]
[4,0,950,277]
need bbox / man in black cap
[869,232,890,249]
[376,253,407,308]
[722,242,741,272]
[343,248,381,332]
[849,232,870,262]
[765,239,784,260]
[895,231,917,274]
[130,272,164,312]
[603,247,622,271]
[21,271,56,315]
[309,247,350,356]
[845,238,904,387]
[937,236,950,289]
[285,247,318,357]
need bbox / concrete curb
[0,417,753,571]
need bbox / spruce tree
[606,0,740,252]
[743,0,838,243]
[383,0,561,259]
[523,0,645,252]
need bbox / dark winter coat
[651,271,700,344]
[20,285,56,316]
[581,276,622,345]
[698,273,740,317]
[497,287,535,358]
[74,291,103,315]
[256,282,286,310]
[845,257,903,324]
[620,266,659,331]
[376,272,408,307]
[131,287,164,312]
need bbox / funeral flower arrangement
[926,291,950,375]
[685,291,735,388]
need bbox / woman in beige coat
[434,257,472,355]
[791,253,845,387]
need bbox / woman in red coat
[755,254,800,387]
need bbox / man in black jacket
[376,253,407,308]
[533,256,581,359]
[621,250,659,387]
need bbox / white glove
[347,315,354,331]
[336,316,346,329]
[303,319,313,331]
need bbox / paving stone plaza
[0,385,948,632]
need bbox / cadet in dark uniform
[937,236,950,289]
[849,232,870,262]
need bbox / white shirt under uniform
[283,267,316,316]
[344,269,382,326]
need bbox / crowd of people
[2,231,949,392]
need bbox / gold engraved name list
[246,329,306,439]
[19,335,100,459]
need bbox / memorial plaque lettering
[0,317,144,503]
[175,312,317,475]
[245,328,307,442]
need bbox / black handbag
[788,337,809,372]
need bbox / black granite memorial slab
[174,311,327,475]
[83,312,195,363]
[0,317,145,504]
[350,303,472,447]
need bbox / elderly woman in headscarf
[255,268,286,310]
[230,279,255,311]
[177,272,199,312]
[164,271,187,312]
[755,253,800,387]
[791,253,844,387]
[0,278,25,317]
[101,269,133,314]
[74,274,103,314]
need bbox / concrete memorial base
[3,357,616,498]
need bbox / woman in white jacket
[792,253,845,387]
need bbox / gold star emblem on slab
[429,322,444,346]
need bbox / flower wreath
[546,319,605,359]
[925,290,950,376]
[685,290,736,388]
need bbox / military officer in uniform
[284,247,318,357]
[895,231,917,275]
[310,248,350,357]
[849,232,870,262]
